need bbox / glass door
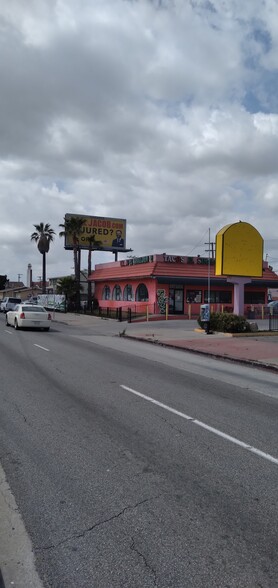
[174,289,184,313]
[169,288,184,314]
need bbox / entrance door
[169,288,184,314]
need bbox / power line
[187,228,210,255]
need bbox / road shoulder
[0,463,44,588]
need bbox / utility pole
[205,241,215,258]
[202,229,213,334]
[17,273,22,282]
[207,229,211,307]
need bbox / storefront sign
[120,255,154,266]
[163,255,215,265]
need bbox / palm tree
[87,235,103,311]
[59,216,86,310]
[31,223,55,294]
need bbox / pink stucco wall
[95,278,158,312]
[94,275,268,317]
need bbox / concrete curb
[194,328,278,338]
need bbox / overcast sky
[1,0,278,283]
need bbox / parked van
[2,297,22,313]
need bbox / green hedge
[198,312,251,333]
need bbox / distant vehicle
[268,300,278,311]
[5,304,52,331]
[1,297,22,313]
[28,296,38,304]
[37,294,66,312]
[0,297,8,312]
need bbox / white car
[6,304,52,331]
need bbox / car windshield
[10,298,21,303]
[22,306,47,313]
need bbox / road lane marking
[4,330,12,335]
[120,385,278,466]
[34,344,49,352]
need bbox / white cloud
[0,0,278,281]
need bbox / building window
[244,291,265,304]
[102,286,111,300]
[204,290,232,303]
[123,285,133,301]
[112,285,122,301]
[136,283,149,302]
[186,290,202,303]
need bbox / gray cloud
[0,0,278,281]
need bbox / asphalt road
[0,315,278,587]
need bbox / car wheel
[14,318,19,330]
[44,327,50,332]
[5,315,9,326]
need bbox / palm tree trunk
[73,245,78,281]
[76,247,81,311]
[87,246,92,312]
[42,252,46,294]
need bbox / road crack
[130,536,158,587]
[35,495,160,552]
[2,397,29,426]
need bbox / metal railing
[96,306,154,322]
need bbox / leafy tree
[0,275,8,290]
[30,223,55,293]
[56,276,83,311]
[87,235,103,311]
[59,217,86,311]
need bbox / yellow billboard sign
[64,214,127,251]
[215,221,263,277]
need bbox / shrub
[198,312,251,333]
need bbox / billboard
[215,221,263,277]
[63,214,127,251]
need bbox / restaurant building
[90,253,278,317]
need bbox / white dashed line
[4,330,13,335]
[34,344,49,352]
[120,385,278,466]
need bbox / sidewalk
[52,313,278,372]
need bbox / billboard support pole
[77,247,81,312]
